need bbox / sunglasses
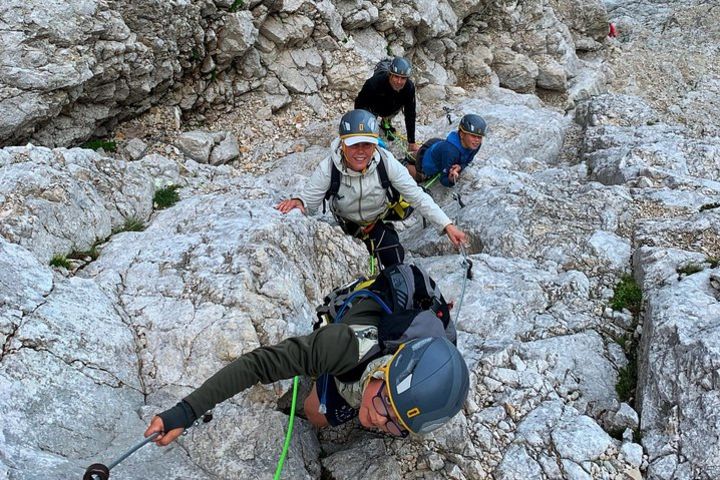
[371,383,409,438]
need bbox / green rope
[422,173,441,189]
[273,376,299,480]
[381,123,414,157]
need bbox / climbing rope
[380,121,415,157]
[422,172,441,189]
[273,375,299,480]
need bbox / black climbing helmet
[459,114,487,137]
[339,109,379,146]
[384,337,469,435]
[389,57,412,77]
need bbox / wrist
[158,401,197,432]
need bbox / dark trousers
[363,221,404,268]
[413,137,443,182]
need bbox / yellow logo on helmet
[359,123,365,131]
[406,407,421,418]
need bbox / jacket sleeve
[297,155,333,214]
[184,324,361,417]
[437,143,461,187]
[403,82,417,144]
[383,152,452,231]
[354,78,374,112]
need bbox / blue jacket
[420,131,480,187]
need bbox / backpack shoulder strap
[323,161,342,214]
[376,150,400,203]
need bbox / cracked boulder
[0,146,154,263]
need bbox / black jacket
[354,72,417,143]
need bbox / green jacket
[184,300,384,417]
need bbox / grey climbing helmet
[384,337,469,434]
[389,57,412,77]
[339,109,379,146]
[459,114,487,137]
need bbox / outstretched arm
[275,155,333,215]
[145,324,360,446]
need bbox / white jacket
[297,138,452,229]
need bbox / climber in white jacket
[276,109,466,268]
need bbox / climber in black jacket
[354,57,419,154]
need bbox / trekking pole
[453,245,473,322]
[83,433,160,480]
[83,413,212,479]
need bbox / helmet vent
[396,373,413,394]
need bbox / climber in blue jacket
[408,114,487,187]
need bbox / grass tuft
[153,185,181,210]
[81,139,117,152]
[230,0,244,12]
[615,361,638,402]
[50,254,71,269]
[610,274,642,315]
[114,218,145,233]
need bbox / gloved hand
[145,401,198,447]
[158,401,197,431]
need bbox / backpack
[322,151,415,235]
[315,263,457,399]
[373,57,393,77]
[412,137,443,174]
[315,264,455,353]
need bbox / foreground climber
[355,56,419,153]
[407,114,487,187]
[276,109,466,268]
[145,264,470,444]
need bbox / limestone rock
[209,132,240,165]
[175,131,214,163]
[121,137,149,161]
[216,11,259,67]
[0,145,153,263]
[492,48,539,93]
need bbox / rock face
[634,247,720,480]
[0,146,154,263]
[1,1,719,479]
[0,0,211,147]
[0,0,609,148]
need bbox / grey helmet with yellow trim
[386,337,469,434]
[389,57,412,77]
[459,114,487,137]
[339,109,380,146]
